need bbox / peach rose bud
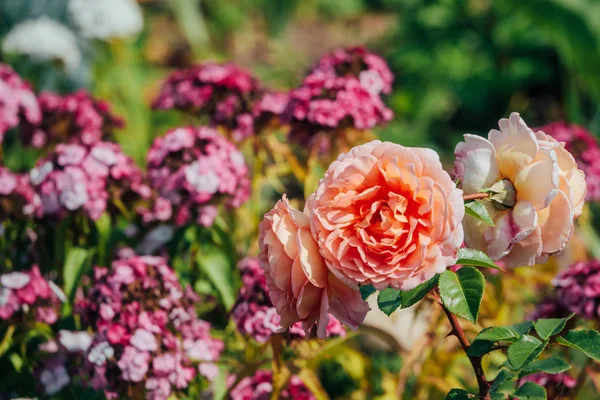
[306,140,465,291]
[454,112,586,267]
[258,195,370,338]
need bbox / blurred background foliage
[1,0,600,398]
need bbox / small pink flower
[117,346,150,382]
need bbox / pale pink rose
[307,140,464,290]
[258,195,369,338]
[454,112,586,267]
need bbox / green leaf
[490,370,517,400]
[523,356,571,375]
[196,247,236,310]
[513,382,547,400]
[467,339,495,357]
[557,329,600,360]
[400,274,439,308]
[465,201,495,227]
[456,248,502,270]
[439,267,485,323]
[63,247,90,300]
[360,285,376,301]
[533,314,574,340]
[377,288,402,316]
[445,388,475,399]
[507,335,547,370]
[95,213,112,266]
[476,321,534,342]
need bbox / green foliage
[456,248,501,270]
[439,267,485,323]
[512,382,546,400]
[533,314,574,340]
[475,321,533,343]
[375,275,438,315]
[507,335,547,371]
[557,329,600,360]
[63,247,90,301]
[195,246,236,310]
[522,356,571,375]
[445,388,475,399]
[360,284,376,300]
[464,201,495,227]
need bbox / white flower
[68,0,144,40]
[130,329,158,352]
[30,161,54,186]
[185,162,220,194]
[58,330,93,353]
[40,364,70,395]
[2,17,81,72]
[359,70,385,95]
[137,225,174,255]
[88,341,114,366]
[91,146,118,166]
[0,272,31,289]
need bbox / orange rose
[258,195,369,338]
[307,140,464,290]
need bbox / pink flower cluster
[284,46,393,144]
[31,141,150,221]
[552,260,600,320]
[21,90,124,148]
[537,122,600,201]
[229,370,315,400]
[75,256,223,400]
[232,258,346,342]
[144,126,250,227]
[0,166,41,219]
[0,265,64,324]
[519,372,576,397]
[0,63,41,144]
[152,62,262,141]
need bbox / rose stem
[463,192,490,201]
[441,305,491,399]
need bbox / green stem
[0,325,16,357]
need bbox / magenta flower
[143,126,250,227]
[152,62,263,141]
[0,265,64,324]
[552,260,600,320]
[20,90,123,148]
[74,255,223,399]
[283,46,394,145]
[229,370,315,400]
[31,141,150,221]
[0,63,41,144]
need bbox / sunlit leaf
[439,267,485,323]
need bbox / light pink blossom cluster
[0,265,64,324]
[21,90,124,148]
[284,46,393,144]
[232,257,346,342]
[75,256,223,400]
[0,166,41,219]
[31,141,150,221]
[0,63,41,144]
[536,122,600,201]
[144,126,250,227]
[152,62,262,141]
[229,370,315,400]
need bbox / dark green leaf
[533,314,574,340]
[445,388,475,399]
[465,201,495,227]
[467,339,495,357]
[476,321,534,342]
[400,275,439,308]
[523,356,571,375]
[196,247,235,310]
[439,267,485,323]
[63,247,90,300]
[513,382,546,400]
[360,285,376,301]
[377,288,402,316]
[557,329,600,360]
[456,248,502,270]
[490,370,517,400]
[507,335,547,370]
